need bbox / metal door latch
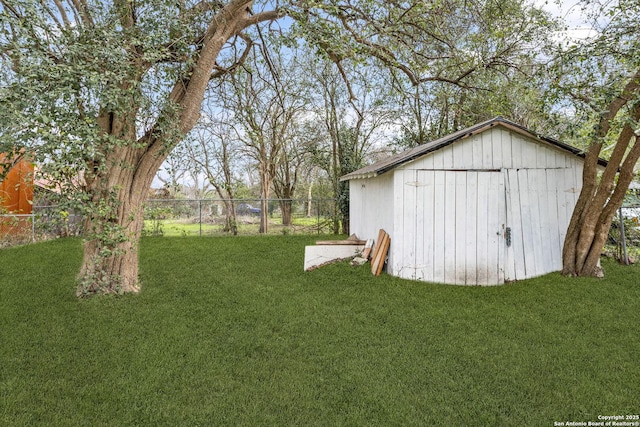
[505,227,512,247]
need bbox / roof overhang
[340,117,608,181]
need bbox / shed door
[504,168,576,281]
[403,170,505,285]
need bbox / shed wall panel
[465,172,478,285]
[504,170,525,281]
[394,169,416,277]
[491,172,506,284]
[432,171,446,281]
[397,170,505,285]
[476,173,491,284]
[492,132,503,168]
[454,172,467,283]
[416,170,435,282]
[348,173,394,242]
[397,127,583,172]
[504,167,583,281]
[482,132,493,168]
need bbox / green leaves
[541,0,640,148]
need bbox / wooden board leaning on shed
[371,229,390,276]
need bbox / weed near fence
[0,214,34,247]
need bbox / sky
[534,0,598,40]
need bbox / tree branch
[210,32,253,80]
[69,0,94,26]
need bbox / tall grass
[1,236,639,425]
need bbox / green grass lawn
[1,236,639,426]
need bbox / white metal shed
[341,117,606,285]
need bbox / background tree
[182,109,242,234]
[284,119,332,220]
[218,36,307,233]
[304,58,397,234]
[155,144,192,198]
[272,117,314,227]
[382,1,556,147]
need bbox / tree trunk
[275,179,294,226]
[306,182,313,217]
[78,217,142,296]
[259,198,268,234]
[223,200,238,235]
[209,176,237,235]
[562,72,640,277]
[77,162,150,296]
[280,199,293,226]
[562,114,640,277]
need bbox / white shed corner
[340,117,607,286]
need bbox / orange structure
[1,154,34,239]
[0,154,34,214]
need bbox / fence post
[619,208,629,265]
[199,200,202,236]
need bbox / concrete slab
[304,245,365,271]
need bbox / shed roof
[340,117,607,181]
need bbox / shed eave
[339,172,378,181]
[340,117,609,181]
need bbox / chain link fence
[1,198,339,247]
[0,206,83,248]
[0,214,35,247]
[142,198,338,236]
[607,205,640,264]
[5,200,640,261]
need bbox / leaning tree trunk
[562,105,640,277]
[73,2,279,296]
